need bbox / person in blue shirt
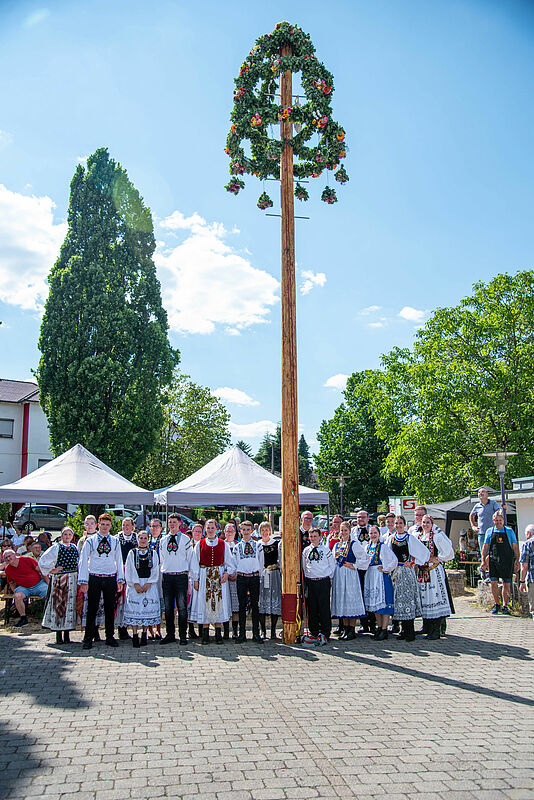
[481,511,519,615]
[519,524,534,620]
[469,488,503,582]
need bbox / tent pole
[326,503,330,542]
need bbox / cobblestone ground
[1,596,533,800]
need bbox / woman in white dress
[416,515,454,639]
[189,519,236,644]
[188,522,204,640]
[39,527,79,644]
[385,516,429,642]
[224,523,240,640]
[258,521,282,640]
[364,525,398,640]
[123,531,161,648]
[331,522,370,640]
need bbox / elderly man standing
[519,524,534,620]
[4,549,48,628]
[300,510,314,550]
[481,511,519,614]
[470,488,503,581]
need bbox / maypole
[224,22,349,644]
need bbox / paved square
[1,597,533,800]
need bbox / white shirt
[125,548,160,586]
[11,531,26,547]
[384,532,430,566]
[158,532,193,574]
[416,529,454,562]
[233,537,262,574]
[189,538,236,582]
[78,533,125,584]
[302,542,335,579]
[365,540,398,572]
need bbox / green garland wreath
[225,21,349,209]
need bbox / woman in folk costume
[39,527,79,644]
[77,515,104,640]
[224,523,240,640]
[364,525,398,640]
[416,515,454,639]
[123,530,161,648]
[187,522,205,640]
[331,521,370,640]
[385,516,429,642]
[147,518,164,639]
[116,517,138,641]
[258,520,282,640]
[189,519,236,644]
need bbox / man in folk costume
[116,516,138,641]
[159,512,193,645]
[350,509,376,635]
[302,527,336,646]
[234,519,264,643]
[78,513,124,650]
[190,519,235,644]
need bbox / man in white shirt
[160,513,193,645]
[300,510,314,550]
[234,520,263,643]
[78,513,125,650]
[302,527,335,646]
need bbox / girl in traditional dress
[123,531,161,648]
[147,518,164,639]
[224,523,240,640]
[331,521,370,640]
[188,522,205,639]
[39,527,79,644]
[189,519,235,644]
[385,516,429,642]
[258,521,282,640]
[416,515,454,639]
[364,525,398,640]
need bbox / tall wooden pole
[279,44,300,645]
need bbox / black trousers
[305,577,331,639]
[162,573,188,639]
[237,574,260,633]
[84,574,117,642]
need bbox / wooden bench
[1,591,44,626]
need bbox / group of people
[3,489,532,648]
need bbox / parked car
[13,504,69,531]
[104,508,138,522]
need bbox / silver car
[13,504,69,531]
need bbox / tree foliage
[37,148,178,478]
[133,373,231,490]
[255,426,281,474]
[367,271,534,501]
[298,434,313,486]
[236,440,253,457]
[315,371,403,511]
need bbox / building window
[38,459,51,469]
[0,419,14,438]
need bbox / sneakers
[14,617,28,628]
[301,633,318,646]
[501,605,511,615]
[316,634,328,646]
[491,604,501,614]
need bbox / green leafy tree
[236,440,253,457]
[255,426,281,473]
[316,371,403,511]
[37,148,178,478]
[367,271,534,501]
[298,434,313,486]
[133,372,231,490]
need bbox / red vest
[199,538,225,567]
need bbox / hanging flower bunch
[257,192,274,210]
[321,187,337,204]
[294,183,309,201]
[225,21,348,207]
[225,178,245,195]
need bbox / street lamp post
[328,475,350,517]
[482,451,517,524]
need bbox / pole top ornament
[225,21,349,209]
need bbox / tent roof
[155,445,329,507]
[424,490,515,519]
[0,444,153,504]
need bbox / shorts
[488,572,513,584]
[14,579,48,599]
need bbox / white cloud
[229,420,278,438]
[76,155,88,165]
[300,269,327,295]
[0,184,66,311]
[368,320,386,328]
[24,8,50,27]
[398,306,427,323]
[155,211,279,334]
[360,304,382,315]
[0,130,13,150]
[324,373,349,391]
[213,387,259,407]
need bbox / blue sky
[1,0,533,455]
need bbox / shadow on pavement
[0,720,41,800]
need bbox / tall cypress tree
[37,148,179,478]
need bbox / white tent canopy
[155,445,329,507]
[0,444,154,504]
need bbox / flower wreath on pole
[224,21,349,209]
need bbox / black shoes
[215,629,224,644]
[375,629,388,641]
[14,617,28,628]
[105,638,119,648]
[118,627,131,640]
[160,635,176,644]
[201,628,210,645]
[56,631,63,644]
[188,623,198,639]
[132,634,140,648]
[179,638,187,645]
[252,633,264,643]
[82,640,93,650]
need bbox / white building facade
[0,379,53,485]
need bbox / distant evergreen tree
[255,426,281,473]
[298,434,313,486]
[37,148,178,478]
[236,440,253,457]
